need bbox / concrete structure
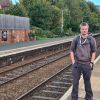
[0,14,30,44]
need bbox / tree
[19,0,34,16]
[79,0,91,23]
[89,12,100,32]
[87,1,98,13]
[65,0,82,31]
[20,0,62,36]
[3,3,25,16]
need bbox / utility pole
[61,9,64,34]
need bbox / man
[70,22,97,100]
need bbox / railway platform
[60,55,100,100]
[0,37,73,52]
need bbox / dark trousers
[71,62,93,100]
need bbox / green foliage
[29,2,61,32]
[42,30,55,38]
[52,26,62,36]
[30,26,54,39]
[28,32,36,40]
[31,27,44,37]
[36,36,49,40]
[67,28,74,36]
[4,3,25,16]
[64,0,82,32]
[89,12,100,32]
[79,0,91,22]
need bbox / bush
[28,31,36,40]
[67,28,75,36]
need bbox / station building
[0,14,30,44]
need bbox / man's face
[80,25,89,35]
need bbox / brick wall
[0,29,29,44]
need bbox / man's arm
[70,37,77,64]
[91,52,96,63]
[70,51,75,64]
[90,37,97,63]
[90,37,97,70]
[90,52,96,70]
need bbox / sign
[2,31,7,41]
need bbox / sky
[88,0,100,5]
[11,0,19,4]
[11,0,100,5]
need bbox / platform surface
[0,37,73,51]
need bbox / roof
[0,0,10,8]
[0,14,30,30]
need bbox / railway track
[0,49,70,86]
[16,64,72,100]
[0,48,68,73]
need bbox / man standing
[70,22,97,100]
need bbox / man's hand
[72,59,75,65]
[70,51,75,65]
[90,62,94,70]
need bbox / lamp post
[61,9,64,34]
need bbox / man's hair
[80,22,89,28]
